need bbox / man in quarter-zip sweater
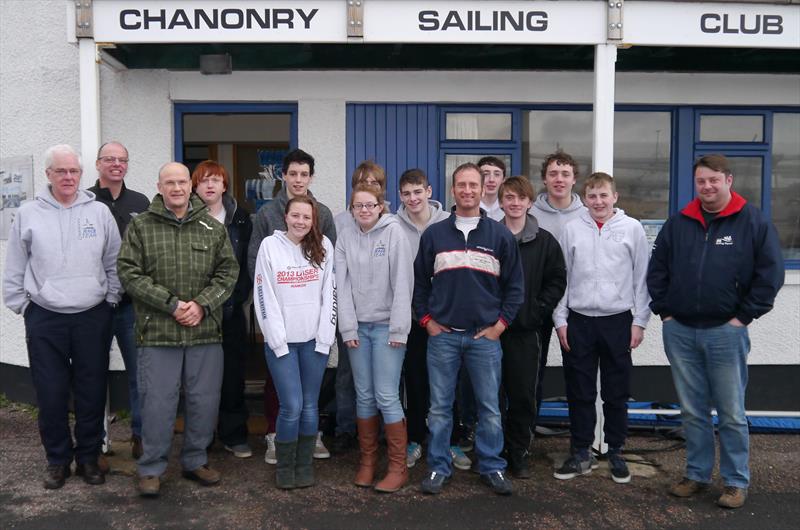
[647,154,784,509]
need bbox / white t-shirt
[455,215,480,242]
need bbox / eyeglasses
[97,156,129,164]
[49,168,82,177]
[352,202,379,211]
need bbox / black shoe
[458,425,475,453]
[330,432,357,454]
[420,471,450,494]
[76,461,106,485]
[608,452,631,484]
[470,457,480,474]
[508,449,531,480]
[480,471,513,496]
[43,464,71,489]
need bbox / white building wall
[1,1,798,370]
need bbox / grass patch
[0,393,39,419]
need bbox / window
[771,113,800,260]
[445,113,512,140]
[699,114,764,143]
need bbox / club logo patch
[373,241,386,257]
[715,235,733,246]
[78,218,97,239]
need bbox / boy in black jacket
[498,177,567,478]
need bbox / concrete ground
[1,405,798,530]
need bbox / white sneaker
[264,433,277,465]
[313,431,331,459]
[407,442,423,468]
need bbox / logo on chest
[715,235,734,246]
[373,241,386,258]
[78,218,97,240]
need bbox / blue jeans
[347,322,406,424]
[113,302,141,437]
[264,340,328,442]
[426,331,505,476]
[663,319,751,488]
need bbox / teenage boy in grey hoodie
[530,151,587,425]
[552,172,650,485]
[395,168,450,467]
[3,144,121,490]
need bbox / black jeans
[536,320,554,420]
[403,321,430,444]
[25,302,111,465]
[562,310,632,450]
[217,305,249,446]
[500,330,540,453]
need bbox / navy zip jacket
[413,208,524,331]
[647,192,784,328]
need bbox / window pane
[443,153,511,210]
[699,115,763,142]
[772,113,800,260]
[724,157,763,209]
[446,113,512,140]
[614,112,671,221]
[522,111,592,182]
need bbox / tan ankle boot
[354,416,380,487]
[374,419,408,493]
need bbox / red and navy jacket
[413,209,524,331]
[647,192,784,328]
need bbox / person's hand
[425,319,451,337]
[176,301,204,327]
[630,325,645,349]
[556,326,570,352]
[173,300,191,319]
[474,320,506,341]
[389,341,405,348]
[728,317,746,328]
[662,316,673,322]
[345,339,359,348]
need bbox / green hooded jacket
[118,194,238,346]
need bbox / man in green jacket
[118,162,238,497]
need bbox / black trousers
[25,302,111,466]
[217,305,249,446]
[536,320,554,419]
[562,310,632,450]
[500,330,540,453]
[403,321,430,444]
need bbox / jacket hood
[359,212,398,234]
[681,191,747,229]
[578,207,628,228]
[148,193,208,223]
[533,192,584,214]
[505,213,540,243]
[221,192,239,225]
[396,199,449,232]
[37,186,95,209]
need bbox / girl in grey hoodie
[335,184,413,493]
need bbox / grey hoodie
[3,186,121,314]
[530,192,587,241]
[335,214,413,344]
[395,199,450,259]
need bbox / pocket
[37,275,104,310]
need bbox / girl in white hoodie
[336,183,413,493]
[254,196,336,490]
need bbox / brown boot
[374,419,408,493]
[354,416,380,487]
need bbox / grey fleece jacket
[530,192,587,241]
[335,214,413,344]
[395,199,450,260]
[247,187,336,280]
[3,186,121,314]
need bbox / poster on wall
[1,156,34,240]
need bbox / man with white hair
[3,144,121,489]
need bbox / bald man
[118,162,238,497]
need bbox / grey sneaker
[450,446,472,471]
[608,452,631,484]
[313,431,330,459]
[407,442,423,468]
[224,443,253,459]
[264,433,277,465]
[553,452,595,480]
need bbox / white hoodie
[3,186,121,314]
[253,231,336,357]
[553,209,651,329]
[530,192,587,241]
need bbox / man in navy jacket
[413,162,523,496]
[647,154,784,510]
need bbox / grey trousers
[137,344,223,477]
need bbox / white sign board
[92,1,347,43]
[624,1,800,49]
[363,1,606,44]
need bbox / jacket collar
[681,191,747,228]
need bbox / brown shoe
[354,416,380,487]
[138,475,160,497]
[182,465,220,486]
[97,454,110,475]
[669,477,709,498]
[131,435,143,460]
[374,419,409,493]
[43,464,71,490]
[717,486,747,509]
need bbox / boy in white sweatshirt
[552,172,651,484]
